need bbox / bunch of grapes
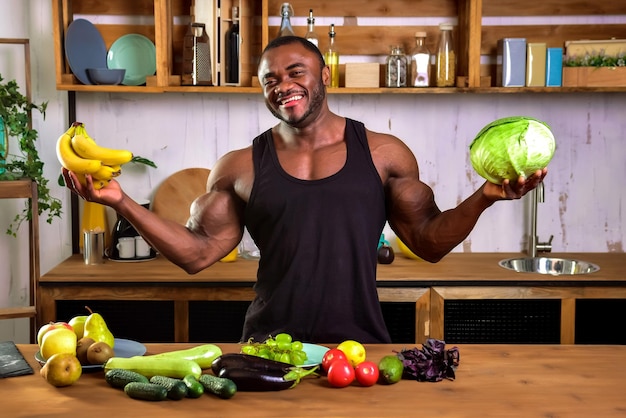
[241,333,308,366]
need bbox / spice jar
[435,23,456,87]
[386,45,407,87]
[410,32,431,87]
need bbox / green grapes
[241,333,308,366]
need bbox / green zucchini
[151,344,223,369]
[124,382,168,401]
[105,368,149,389]
[198,373,237,399]
[104,356,202,379]
[149,376,188,400]
[183,374,205,398]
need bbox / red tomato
[322,348,348,372]
[327,360,355,388]
[354,361,379,387]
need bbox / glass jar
[435,23,456,87]
[410,32,430,87]
[386,45,407,87]
[277,3,295,38]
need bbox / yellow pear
[40,352,82,387]
[83,306,115,348]
[40,328,77,361]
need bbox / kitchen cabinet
[51,0,626,94]
[0,180,40,343]
[39,253,626,345]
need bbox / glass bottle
[324,24,339,87]
[225,7,240,84]
[386,45,407,87]
[304,9,318,47]
[277,3,295,38]
[435,23,456,87]
[182,22,213,86]
[410,31,430,87]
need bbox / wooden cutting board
[151,168,210,225]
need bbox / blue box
[546,48,563,87]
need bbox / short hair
[260,36,326,71]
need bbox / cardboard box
[345,63,380,88]
[497,38,526,87]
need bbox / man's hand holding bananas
[56,122,133,190]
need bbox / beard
[266,78,326,128]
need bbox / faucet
[527,182,553,257]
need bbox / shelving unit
[51,0,626,94]
[0,180,40,343]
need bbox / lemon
[336,340,366,367]
[378,355,403,384]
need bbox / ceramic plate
[107,34,156,85]
[302,343,329,367]
[35,338,146,370]
[65,19,108,85]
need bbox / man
[63,36,546,344]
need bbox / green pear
[83,306,115,348]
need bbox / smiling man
[63,36,545,344]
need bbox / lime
[378,355,403,384]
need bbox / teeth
[280,95,303,105]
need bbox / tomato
[321,348,348,372]
[354,361,379,387]
[326,360,355,388]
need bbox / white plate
[35,338,146,370]
[302,343,329,367]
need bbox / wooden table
[38,253,626,344]
[4,343,626,417]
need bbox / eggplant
[218,367,294,391]
[211,353,292,376]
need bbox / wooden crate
[562,67,626,87]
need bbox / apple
[68,315,88,339]
[40,352,82,387]
[40,328,77,360]
[37,322,73,347]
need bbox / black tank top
[242,118,391,344]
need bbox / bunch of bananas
[56,122,133,189]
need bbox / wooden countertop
[40,252,626,286]
[5,343,626,417]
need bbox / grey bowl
[87,68,126,85]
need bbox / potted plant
[0,74,62,236]
[562,53,626,87]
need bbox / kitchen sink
[499,257,600,275]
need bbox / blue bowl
[86,68,126,85]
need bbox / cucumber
[104,356,202,379]
[105,368,149,389]
[198,373,237,399]
[183,374,205,398]
[124,382,168,401]
[149,376,188,400]
[151,344,223,369]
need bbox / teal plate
[302,343,329,367]
[107,34,156,86]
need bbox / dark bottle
[225,7,240,84]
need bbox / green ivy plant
[564,53,626,67]
[0,74,62,236]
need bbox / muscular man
[63,36,546,344]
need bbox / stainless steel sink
[499,257,600,275]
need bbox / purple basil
[396,338,460,382]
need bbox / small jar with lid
[435,23,456,87]
[386,45,408,87]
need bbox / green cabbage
[469,116,556,184]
